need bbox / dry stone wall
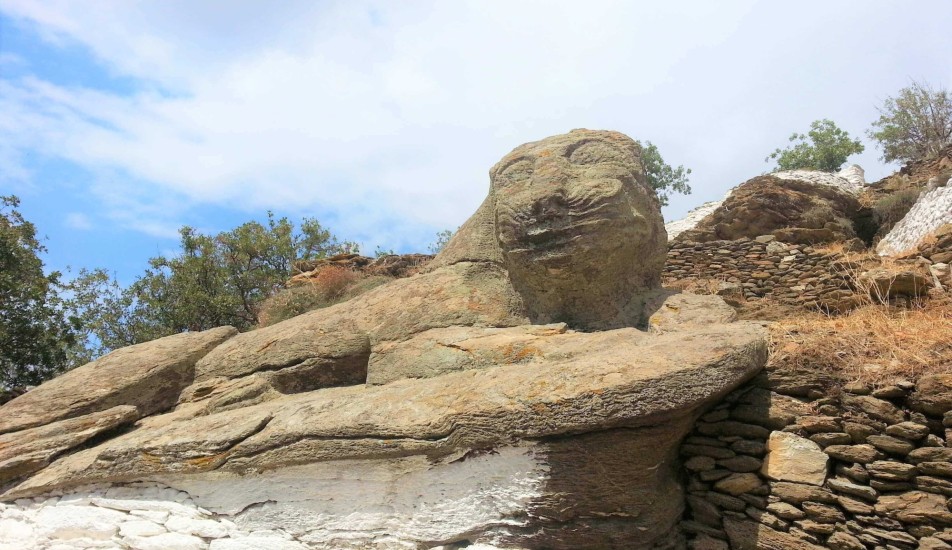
[665,237,860,310]
[680,372,952,549]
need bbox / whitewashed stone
[129,510,170,523]
[209,536,308,550]
[665,196,730,240]
[760,431,829,486]
[878,183,952,256]
[772,169,864,194]
[0,518,34,542]
[128,532,207,550]
[837,164,866,187]
[166,515,230,538]
[91,496,201,517]
[35,504,127,540]
[120,519,167,537]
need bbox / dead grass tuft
[258,266,392,327]
[768,293,952,386]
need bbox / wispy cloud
[64,212,92,230]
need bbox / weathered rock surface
[675,172,861,245]
[0,327,237,435]
[760,431,828,485]
[0,130,769,549]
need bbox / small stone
[842,421,879,444]
[769,481,837,504]
[867,434,916,455]
[795,519,835,535]
[809,432,852,447]
[703,491,747,512]
[921,537,952,550]
[869,479,913,492]
[827,531,866,550]
[916,475,952,496]
[875,491,952,525]
[919,462,952,477]
[835,463,870,483]
[700,469,733,482]
[685,456,717,472]
[827,477,878,501]
[688,534,729,550]
[697,420,771,439]
[910,447,952,464]
[744,506,787,530]
[730,439,765,456]
[924,434,947,447]
[765,501,806,520]
[119,520,167,538]
[843,381,871,395]
[825,444,883,464]
[800,416,841,433]
[714,473,763,496]
[871,385,906,399]
[801,501,845,523]
[836,494,874,515]
[717,455,762,473]
[841,395,905,425]
[885,421,930,441]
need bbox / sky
[1,0,951,285]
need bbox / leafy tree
[765,119,864,172]
[637,141,691,207]
[0,196,79,389]
[428,229,455,254]
[72,213,353,356]
[868,80,952,163]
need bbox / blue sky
[1,1,951,285]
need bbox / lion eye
[568,142,621,165]
[497,159,534,187]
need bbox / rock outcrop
[0,130,767,549]
[664,165,864,243]
[675,171,862,245]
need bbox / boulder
[0,327,237,435]
[858,267,932,299]
[675,172,861,244]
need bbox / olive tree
[868,80,952,163]
[766,119,864,172]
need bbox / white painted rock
[760,431,829,486]
[878,182,952,256]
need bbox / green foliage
[766,119,864,172]
[73,213,352,357]
[0,196,79,389]
[868,80,952,163]
[374,245,395,257]
[637,141,691,207]
[428,229,456,254]
[872,188,921,230]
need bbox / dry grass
[768,292,952,386]
[258,266,392,327]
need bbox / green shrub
[872,189,921,230]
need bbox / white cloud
[1,0,951,252]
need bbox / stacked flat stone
[680,371,952,549]
[665,237,861,311]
